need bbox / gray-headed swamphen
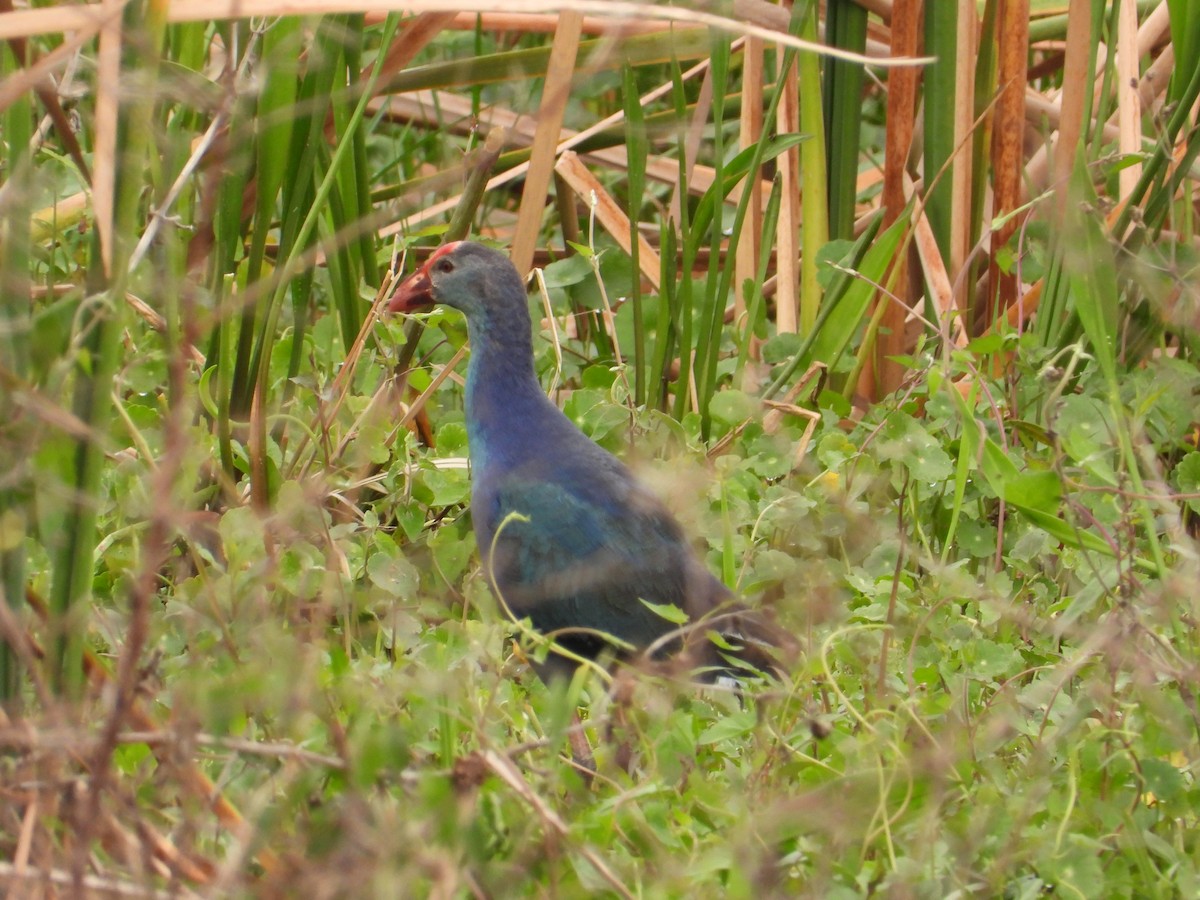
[389,242,793,684]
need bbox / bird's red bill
[388,268,432,313]
[387,242,462,313]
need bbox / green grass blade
[823,0,867,242]
[693,31,729,437]
[0,41,34,699]
[346,15,381,291]
[923,0,957,259]
[735,175,783,376]
[1167,0,1199,98]
[764,210,895,400]
[651,222,679,410]
[624,63,648,407]
[246,18,302,290]
[48,1,167,695]
[669,58,695,421]
[1064,161,1119,389]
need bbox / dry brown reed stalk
[0,860,197,898]
[89,0,122,278]
[511,11,584,274]
[554,150,663,290]
[949,0,977,283]
[775,48,801,337]
[864,0,920,400]
[908,175,969,353]
[0,1,918,66]
[376,44,725,245]
[987,0,1031,322]
[376,87,749,202]
[1022,2,1174,202]
[1116,0,1144,201]
[1045,0,1092,199]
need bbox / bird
[388,241,792,683]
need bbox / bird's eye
[436,259,454,274]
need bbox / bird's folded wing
[480,477,694,646]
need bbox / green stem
[797,0,828,334]
[0,40,34,700]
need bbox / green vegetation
[1,2,1197,895]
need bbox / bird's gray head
[387,241,527,322]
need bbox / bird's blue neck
[462,310,555,474]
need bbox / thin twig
[480,749,634,900]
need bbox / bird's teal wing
[476,474,708,652]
